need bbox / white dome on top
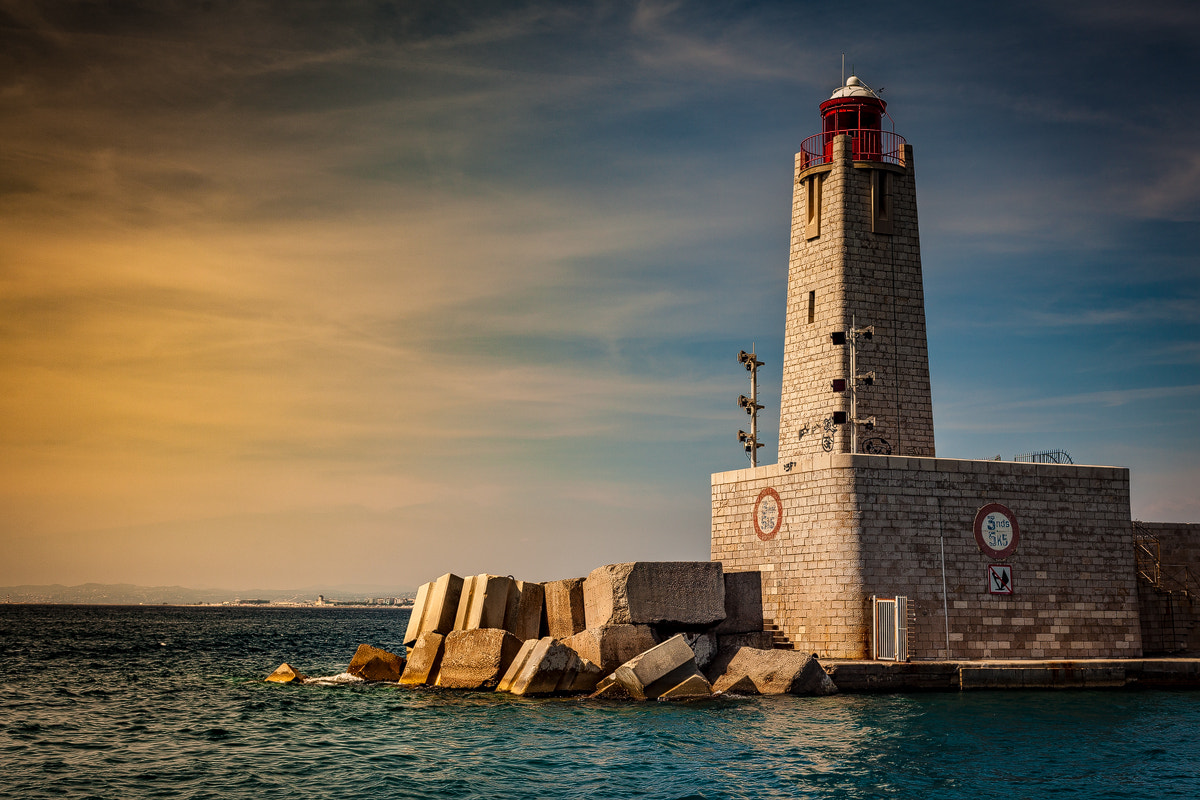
[829,75,880,100]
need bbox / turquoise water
[2,605,1198,799]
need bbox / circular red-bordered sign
[973,503,1020,559]
[754,488,783,541]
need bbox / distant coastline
[0,582,415,607]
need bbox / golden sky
[3,0,1198,591]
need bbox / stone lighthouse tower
[778,76,935,460]
[712,77,1140,661]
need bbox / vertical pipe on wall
[938,497,950,659]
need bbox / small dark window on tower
[807,291,815,324]
[806,174,823,240]
[872,170,893,235]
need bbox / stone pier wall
[712,454,1141,660]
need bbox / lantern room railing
[800,129,907,169]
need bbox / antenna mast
[736,347,765,467]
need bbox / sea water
[2,605,1199,799]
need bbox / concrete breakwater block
[404,572,464,647]
[496,637,602,696]
[544,577,587,639]
[455,574,515,632]
[680,632,718,670]
[436,629,523,690]
[713,571,763,635]
[506,580,546,641]
[584,562,726,628]
[347,644,406,682]
[265,663,305,683]
[709,648,837,696]
[399,632,445,686]
[612,633,712,701]
[565,624,659,676]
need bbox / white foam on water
[302,672,364,686]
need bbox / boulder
[347,644,405,682]
[584,562,725,628]
[497,637,602,696]
[709,647,838,696]
[712,571,763,634]
[612,634,708,701]
[565,624,658,676]
[265,663,305,683]
[454,574,516,631]
[399,632,446,686]
[544,577,587,639]
[505,581,546,641]
[435,628,523,690]
[403,572,464,647]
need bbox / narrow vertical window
[805,174,822,240]
[872,170,893,234]
[807,290,815,324]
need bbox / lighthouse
[711,77,1141,661]
[779,75,935,460]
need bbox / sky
[2,0,1198,592]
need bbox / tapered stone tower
[778,76,935,460]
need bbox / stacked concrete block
[544,577,587,639]
[506,580,546,641]
[403,572,464,647]
[435,629,523,690]
[347,644,405,682]
[564,624,659,676]
[714,571,764,634]
[496,637,602,696]
[399,632,446,686]
[454,574,515,631]
[709,647,837,695]
[584,562,725,628]
[611,634,712,701]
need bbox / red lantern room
[800,76,905,168]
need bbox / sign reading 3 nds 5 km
[973,502,1020,559]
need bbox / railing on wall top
[800,129,907,169]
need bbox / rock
[399,632,446,686]
[658,673,713,700]
[544,577,587,639]
[713,571,764,634]
[612,633,707,701]
[403,573,464,647]
[710,648,838,696]
[497,637,602,696]
[506,581,546,641]
[435,628,523,690]
[265,663,305,683]
[565,624,659,676]
[584,562,725,628]
[454,574,516,631]
[347,644,405,682]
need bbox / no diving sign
[988,564,1013,595]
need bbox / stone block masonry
[712,453,1141,660]
[779,136,935,461]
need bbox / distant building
[711,76,1199,660]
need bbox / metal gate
[873,595,908,661]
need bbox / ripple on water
[3,606,1200,800]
